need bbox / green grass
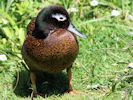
[0,0,133,100]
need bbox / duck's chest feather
[22,29,79,73]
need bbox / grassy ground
[0,0,133,100]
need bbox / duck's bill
[67,23,87,39]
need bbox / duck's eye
[60,17,63,19]
[52,13,67,22]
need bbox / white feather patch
[52,13,67,21]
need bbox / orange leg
[30,72,37,99]
[66,67,77,95]
[67,67,73,91]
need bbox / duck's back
[22,29,79,73]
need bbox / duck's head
[33,6,86,39]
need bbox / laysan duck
[22,5,86,98]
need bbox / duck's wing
[27,18,36,35]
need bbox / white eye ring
[52,13,67,21]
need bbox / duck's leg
[30,72,37,99]
[66,66,77,95]
[67,67,73,91]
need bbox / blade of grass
[6,0,14,12]
[122,0,124,15]
[131,0,133,15]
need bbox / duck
[22,5,86,98]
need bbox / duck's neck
[32,28,48,39]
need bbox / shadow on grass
[13,70,68,97]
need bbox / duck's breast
[22,29,79,73]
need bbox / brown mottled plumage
[22,28,78,73]
[22,5,86,98]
